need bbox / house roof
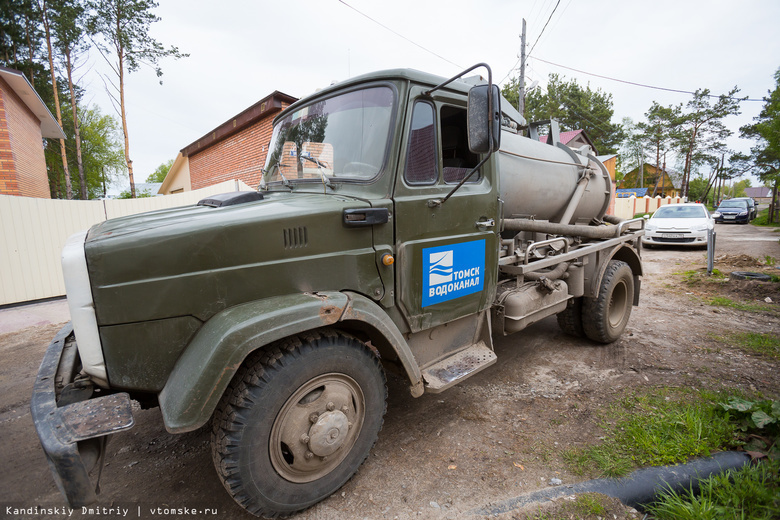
[539,129,584,145]
[744,187,772,198]
[181,90,298,157]
[0,66,65,139]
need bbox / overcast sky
[79,0,780,190]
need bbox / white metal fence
[612,195,687,220]
[0,180,252,306]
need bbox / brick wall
[0,77,50,198]
[189,102,292,191]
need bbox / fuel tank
[497,130,612,224]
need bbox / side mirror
[467,84,501,154]
[643,214,650,219]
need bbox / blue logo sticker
[422,239,485,307]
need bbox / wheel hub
[307,410,349,456]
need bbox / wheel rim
[270,373,365,483]
[608,279,628,329]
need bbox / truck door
[393,85,499,333]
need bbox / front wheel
[211,331,387,518]
[582,260,634,343]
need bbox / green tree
[145,158,173,183]
[674,87,742,198]
[77,104,126,197]
[51,0,90,199]
[516,73,624,154]
[87,0,187,197]
[734,67,780,222]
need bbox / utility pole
[518,19,527,117]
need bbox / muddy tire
[583,260,634,344]
[557,297,584,337]
[211,331,387,518]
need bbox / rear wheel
[211,331,387,518]
[557,297,584,337]
[583,260,634,343]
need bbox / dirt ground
[1,222,778,520]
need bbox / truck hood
[85,191,381,326]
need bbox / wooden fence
[0,180,252,306]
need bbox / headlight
[713,212,721,218]
[645,223,657,232]
[739,211,748,216]
[692,224,709,231]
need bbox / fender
[159,291,421,433]
[590,244,643,305]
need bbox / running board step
[421,342,497,393]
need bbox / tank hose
[504,218,620,239]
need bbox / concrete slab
[0,299,70,335]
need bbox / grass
[708,296,774,313]
[645,458,780,520]
[563,388,739,479]
[711,332,780,360]
[752,208,780,228]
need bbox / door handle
[343,208,390,227]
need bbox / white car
[642,203,714,249]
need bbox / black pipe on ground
[469,451,751,516]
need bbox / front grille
[655,237,696,243]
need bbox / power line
[336,0,463,70]
[531,56,763,102]
[527,0,561,59]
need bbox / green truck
[32,63,644,518]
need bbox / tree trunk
[25,13,34,87]
[771,182,779,224]
[40,0,72,199]
[64,48,86,199]
[117,44,135,198]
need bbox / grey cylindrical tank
[498,130,612,223]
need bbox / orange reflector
[382,254,394,266]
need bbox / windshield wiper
[300,155,334,190]
[260,163,292,190]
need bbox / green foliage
[646,458,780,520]
[503,73,624,154]
[145,159,173,183]
[720,397,780,435]
[753,208,780,228]
[87,0,188,78]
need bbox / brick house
[162,91,297,194]
[0,66,65,198]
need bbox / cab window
[404,101,438,185]
[440,105,480,184]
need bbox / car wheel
[211,331,387,517]
[583,260,634,344]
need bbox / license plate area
[662,233,684,239]
[724,216,735,219]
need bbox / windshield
[719,200,747,209]
[263,86,395,185]
[653,205,707,219]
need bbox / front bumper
[714,214,749,223]
[642,229,709,246]
[31,323,135,507]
